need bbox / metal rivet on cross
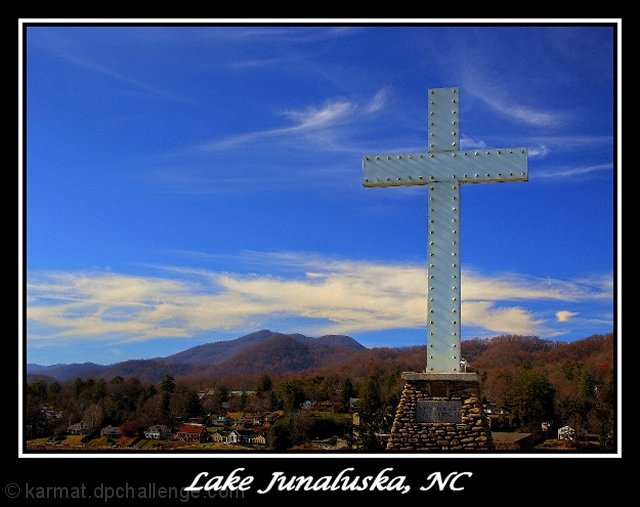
[362,87,528,374]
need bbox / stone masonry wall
[387,377,494,451]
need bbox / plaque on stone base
[416,400,462,423]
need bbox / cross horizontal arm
[363,148,528,187]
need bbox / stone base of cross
[363,87,528,374]
[386,372,493,451]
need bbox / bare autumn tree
[83,403,104,432]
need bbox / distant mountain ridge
[27,330,366,382]
[27,331,613,386]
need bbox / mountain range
[27,330,366,382]
[27,330,614,386]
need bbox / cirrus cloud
[27,251,612,347]
[198,88,389,152]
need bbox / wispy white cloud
[63,53,177,99]
[461,70,561,127]
[28,252,612,347]
[226,28,362,69]
[529,135,612,152]
[35,30,186,103]
[230,52,318,69]
[493,101,556,127]
[536,163,613,179]
[556,310,578,322]
[527,144,550,158]
[363,88,390,114]
[284,100,355,129]
[222,26,361,44]
[198,89,389,152]
[470,89,558,127]
[460,134,487,150]
[145,160,358,197]
[461,268,611,303]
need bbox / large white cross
[363,87,528,374]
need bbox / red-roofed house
[175,423,206,442]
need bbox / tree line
[26,333,615,449]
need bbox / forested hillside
[26,333,615,450]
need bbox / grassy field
[179,442,253,451]
[535,438,602,451]
[63,435,84,445]
[132,439,169,450]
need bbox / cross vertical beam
[427,87,460,373]
[362,87,528,374]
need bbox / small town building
[175,423,206,442]
[100,425,122,438]
[144,425,171,440]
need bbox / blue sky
[24,24,615,365]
